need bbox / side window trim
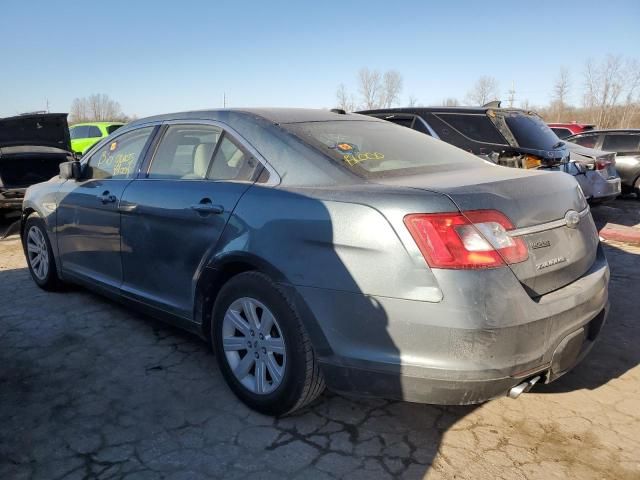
[82,125,160,181]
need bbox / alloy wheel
[26,226,49,281]
[221,297,286,395]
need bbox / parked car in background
[21,108,608,416]
[0,113,74,215]
[69,122,124,154]
[548,122,595,139]
[566,129,640,198]
[565,142,620,202]
[359,106,619,203]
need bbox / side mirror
[59,161,82,180]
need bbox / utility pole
[507,81,515,108]
[223,92,226,108]
[45,98,50,113]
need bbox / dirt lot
[0,203,639,480]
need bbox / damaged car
[0,113,74,215]
[359,105,620,203]
[564,142,620,202]
[21,109,608,416]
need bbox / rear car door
[601,133,640,188]
[119,122,265,319]
[56,126,157,291]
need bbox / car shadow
[590,197,640,230]
[536,241,640,395]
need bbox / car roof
[71,121,125,127]
[126,108,379,128]
[357,106,539,116]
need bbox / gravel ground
[0,206,639,480]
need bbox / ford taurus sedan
[21,109,609,416]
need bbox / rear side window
[207,135,258,181]
[602,134,640,152]
[107,124,123,134]
[571,134,599,149]
[434,113,506,144]
[86,126,102,138]
[148,125,221,179]
[86,127,154,180]
[70,125,88,139]
[283,120,483,178]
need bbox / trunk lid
[0,113,71,151]
[377,165,599,296]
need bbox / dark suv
[359,106,571,168]
[567,129,640,198]
[359,106,620,202]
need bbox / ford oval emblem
[565,210,581,229]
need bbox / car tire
[22,214,62,290]
[634,176,640,200]
[212,271,325,416]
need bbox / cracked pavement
[0,211,639,479]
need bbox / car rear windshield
[107,124,123,134]
[282,120,483,178]
[504,112,561,150]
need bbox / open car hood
[0,113,71,151]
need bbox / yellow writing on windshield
[343,152,384,166]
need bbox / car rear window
[282,120,483,178]
[504,113,561,150]
[551,127,572,139]
[70,125,88,139]
[602,134,640,152]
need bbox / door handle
[98,191,117,204]
[190,198,224,215]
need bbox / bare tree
[620,58,640,128]
[336,84,357,112]
[69,94,127,123]
[551,67,571,121]
[441,97,460,107]
[379,70,403,108]
[583,55,625,128]
[357,68,383,109]
[407,95,419,107]
[465,76,500,105]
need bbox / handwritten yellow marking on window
[113,153,135,176]
[343,152,384,166]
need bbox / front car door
[56,125,157,292]
[119,122,265,319]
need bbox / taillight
[595,158,612,170]
[404,210,528,269]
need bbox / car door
[601,133,640,188]
[119,122,264,319]
[56,126,157,291]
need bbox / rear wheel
[212,272,325,416]
[22,214,62,290]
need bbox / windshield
[503,112,561,150]
[282,120,483,178]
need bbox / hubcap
[222,297,286,395]
[26,226,49,281]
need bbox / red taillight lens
[595,159,612,170]
[404,210,528,269]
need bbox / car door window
[207,134,260,181]
[602,134,640,152]
[572,134,599,149]
[70,125,89,139]
[148,125,222,180]
[86,126,102,138]
[86,127,154,180]
[434,113,506,144]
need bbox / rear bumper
[589,175,621,203]
[289,246,609,405]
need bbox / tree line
[69,94,135,124]
[335,54,640,128]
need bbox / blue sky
[1,0,639,118]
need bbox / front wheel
[212,272,325,416]
[22,214,62,290]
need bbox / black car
[358,105,572,169]
[566,129,640,198]
[0,113,74,215]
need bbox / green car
[69,122,124,154]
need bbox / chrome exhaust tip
[508,375,541,399]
